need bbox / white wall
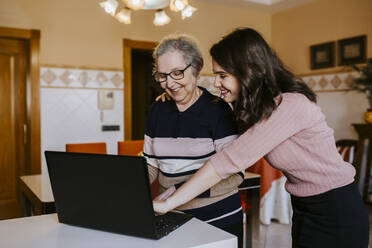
[40,67,219,174]
[302,71,369,141]
[40,66,367,173]
[40,67,124,174]
[318,91,368,141]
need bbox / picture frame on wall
[338,35,367,65]
[310,41,335,70]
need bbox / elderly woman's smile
[157,49,202,112]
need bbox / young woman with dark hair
[153,28,369,248]
[209,28,316,133]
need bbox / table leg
[242,187,260,248]
[246,187,260,245]
[21,192,33,217]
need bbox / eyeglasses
[154,64,192,83]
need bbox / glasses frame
[154,64,192,83]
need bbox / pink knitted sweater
[210,93,355,197]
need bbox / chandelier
[99,0,197,26]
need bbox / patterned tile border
[40,66,358,93]
[40,67,124,89]
[198,72,358,94]
[301,71,357,92]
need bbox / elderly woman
[143,34,244,247]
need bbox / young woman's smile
[212,60,240,103]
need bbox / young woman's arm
[153,160,222,214]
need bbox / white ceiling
[196,0,314,13]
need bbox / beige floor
[252,204,372,248]
[252,221,291,248]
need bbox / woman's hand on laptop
[153,186,176,215]
[154,186,176,201]
[153,199,173,215]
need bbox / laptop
[45,151,193,239]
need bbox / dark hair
[210,27,316,133]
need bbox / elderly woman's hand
[153,198,175,215]
[155,92,171,102]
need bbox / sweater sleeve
[210,93,315,179]
[208,105,243,196]
[176,100,243,198]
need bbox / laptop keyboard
[154,212,193,238]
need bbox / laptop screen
[45,151,157,238]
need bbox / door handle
[23,124,27,144]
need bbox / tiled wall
[199,70,365,142]
[40,66,361,173]
[302,71,357,92]
[200,71,358,93]
[40,67,124,173]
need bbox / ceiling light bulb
[169,0,188,12]
[143,0,169,10]
[99,0,119,16]
[153,9,171,26]
[123,0,146,10]
[175,0,185,10]
[181,4,196,19]
[115,8,132,24]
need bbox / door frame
[122,39,157,140]
[0,26,41,174]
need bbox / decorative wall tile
[345,74,354,88]
[331,75,342,88]
[96,72,108,86]
[301,71,358,92]
[319,77,328,89]
[306,78,316,89]
[198,76,219,96]
[60,70,73,86]
[41,69,56,85]
[40,67,124,89]
[79,71,90,86]
[197,71,359,95]
[111,73,123,88]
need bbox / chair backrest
[66,142,107,154]
[336,139,357,165]
[117,140,158,199]
[117,140,144,156]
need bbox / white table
[19,175,55,215]
[19,173,259,248]
[0,214,237,248]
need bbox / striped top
[210,93,355,197]
[143,87,243,228]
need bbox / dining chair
[336,139,357,165]
[117,140,159,199]
[117,140,144,156]
[65,142,107,154]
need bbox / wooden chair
[65,142,107,154]
[117,140,159,199]
[117,140,144,156]
[336,139,357,165]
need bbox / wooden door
[123,39,158,140]
[131,49,163,140]
[0,38,28,219]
